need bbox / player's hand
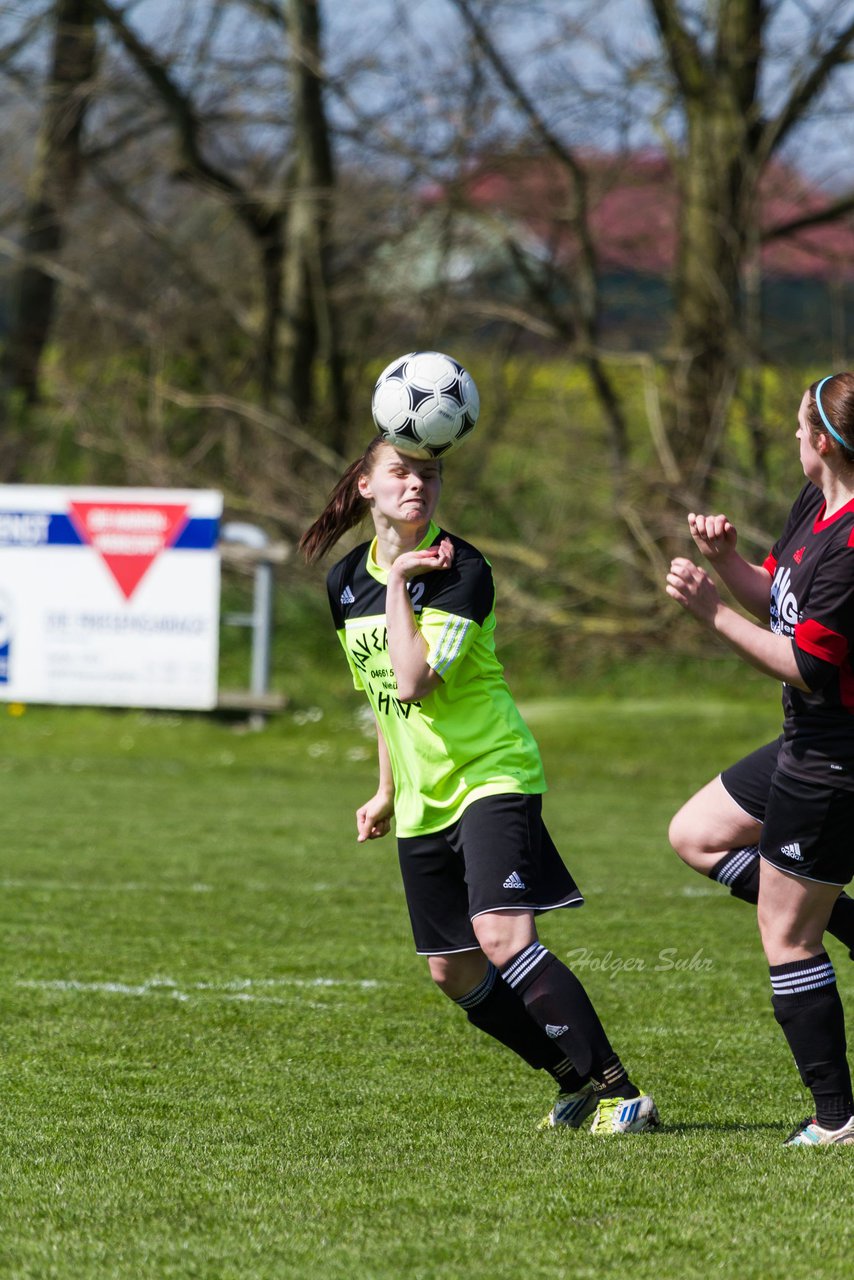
[356,791,394,842]
[666,557,721,625]
[688,512,737,563]
[389,537,454,583]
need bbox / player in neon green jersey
[300,435,658,1133]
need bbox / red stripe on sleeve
[839,663,854,714]
[795,618,849,666]
[763,552,777,576]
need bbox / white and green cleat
[537,1081,598,1130]
[784,1115,854,1146]
[589,1093,660,1134]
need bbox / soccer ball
[371,351,480,458]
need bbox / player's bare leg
[471,910,658,1134]
[426,946,586,1099]
[669,776,760,876]
[759,862,854,1145]
[670,776,854,954]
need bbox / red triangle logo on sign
[68,502,190,600]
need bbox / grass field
[2,690,853,1279]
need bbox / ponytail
[299,435,386,564]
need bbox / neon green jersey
[326,521,546,836]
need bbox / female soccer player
[300,435,658,1134]
[666,372,854,1146]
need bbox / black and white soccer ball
[371,351,480,458]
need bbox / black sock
[828,895,854,955]
[500,941,639,1097]
[770,953,854,1130]
[710,846,760,902]
[454,962,587,1090]
[551,1056,587,1093]
[711,847,854,956]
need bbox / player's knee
[758,920,796,963]
[471,915,534,969]
[668,808,697,864]
[427,952,487,999]
[427,954,454,993]
[757,904,818,962]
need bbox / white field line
[0,879,215,894]
[582,883,721,898]
[1,880,334,894]
[15,975,383,1006]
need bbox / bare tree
[434,1,854,530]
[93,0,345,433]
[278,0,346,437]
[4,0,854,566]
[450,0,631,487]
[0,0,97,462]
[95,0,289,403]
[648,0,854,507]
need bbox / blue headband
[815,376,849,449]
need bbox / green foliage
[1,693,849,1280]
[12,350,820,697]
[263,356,817,700]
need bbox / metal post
[220,521,276,727]
[251,556,273,699]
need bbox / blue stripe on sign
[49,515,83,545]
[174,518,220,550]
[0,513,219,550]
[0,512,81,547]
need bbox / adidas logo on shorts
[503,870,526,890]
[780,842,803,861]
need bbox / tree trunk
[651,0,762,515]
[96,0,287,410]
[280,0,347,443]
[669,112,754,488]
[1,0,97,432]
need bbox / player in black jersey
[666,372,854,1145]
[301,435,658,1133]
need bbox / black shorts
[720,737,781,822]
[760,772,854,886]
[396,793,583,955]
[721,737,854,885]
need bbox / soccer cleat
[537,1082,598,1130]
[783,1115,854,1146]
[589,1093,660,1135]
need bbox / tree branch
[94,0,278,238]
[762,190,854,241]
[760,13,854,161]
[646,0,706,98]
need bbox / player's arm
[788,545,854,695]
[666,557,809,690]
[687,513,772,621]
[356,718,395,842]
[385,538,454,702]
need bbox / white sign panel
[0,485,222,709]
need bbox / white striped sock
[770,955,836,997]
[454,962,498,1010]
[712,845,759,887]
[502,941,548,990]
